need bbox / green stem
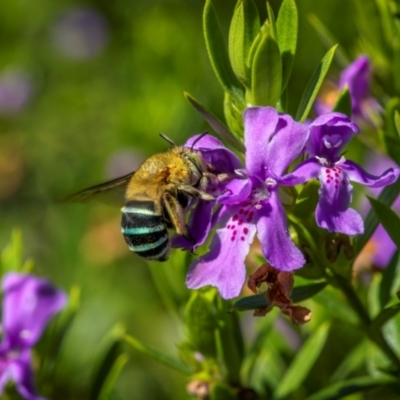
[332,272,400,369]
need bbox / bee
[61,133,227,261]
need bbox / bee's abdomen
[121,200,169,261]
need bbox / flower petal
[256,193,305,271]
[9,350,46,400]
[185,134,242,172]
[217,176,252,205]
[2,273,67,348]
[243,107,279,178]
[307,113,359,158]
[316,167,363,234]
[341,159,400,188]
[279,158,321,186]
[185,206,257,299]
[171,200,214,250]
[264,114,309,176]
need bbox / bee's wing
[59,171,135,204]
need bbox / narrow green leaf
[329,341,368,383]
[375,0,395,45]
[276,0,298,90]
[293,180,320,219]
[367,196,400,249]
[266,2,278,41]
[308,14,349,68]
[1,229,23,273]
[124,335,191,375]
[228,0,260,85]
[274,322,330,398]
[250,30,282,106]
[210,383,237,400]
[332,85,352,116]
[90,324,126,400]
[355,178,400,253]
[215,297,244,385]
[184,92,244,152]
[306,376,398,400]
[384,97,400,138]
[98,354,129,400]
[379,251,400,308]
[295,45,337,122]
[203,0,244,101]
[231,282,327,311]
[370,303,400,333]
[395,111,400,137]
[384,135,400,165]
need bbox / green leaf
[329,341,368,383]
[384,135,400,165]
[228,0,260,85]
[215,297,244,385]
[97,354,129,400]
[184,92,244,152]
[384,97,400,138]
[276,0,298,91]
[305,376,398,400]
[203,0,244,102]
[90,324,127,400]
[355,177,400,254]
[293,180,320,219]
[274,322,330,398]
[295,45,337,122]
[379,251,400,308]
[124,334,191,375]
[367,196,400,249]
[1,229,23,273]
[307,14,349,68]
[231,281,327,311]
[395,111,400,137]
[370,303,400,334]
[185,290,220,358]
[266,2,278,40]
[250,30,282,106]
[210,383,237,400]
[332,85,352,116]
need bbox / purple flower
[0,273,67,400]
[185,107,309,299]
[0,69,34,116]
[171,134,242,250]
[282,113,400,235]
[315,55,381,124]
[51,7,109,60]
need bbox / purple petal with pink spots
[256,193,305,270]
[316,167,363,234]
[186,205,257,299]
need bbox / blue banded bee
[61,134,227,261]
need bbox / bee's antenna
[159,133,176,147]
[190,131,209,151]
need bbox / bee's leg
[176,185,215,201]
[163,193,194,242]
[198,172,235,191]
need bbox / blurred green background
[0,0,362,399]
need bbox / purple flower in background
[51,7,109,60]
[316,55,381,124]
[0,273,67,400]
[282,113,400,235]
[0,69,34,116]
[185,107,309,299]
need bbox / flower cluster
[178,107,399,299]
[0,273,66,400]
